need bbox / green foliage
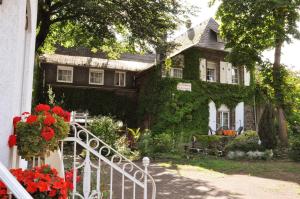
[194,135,222,148]
[216,0,300,69]
[138,67,253,137]
[37,0,190,53]
[289,137,300,162]
[153,133,173,153]
[128,128,141,144]
[137,130,154,156]
[258,104,277,149]
[114,136,141,161]
[183,49,200,80]
[225,131,264,152]
[51,87,137,126]
[88,116,120,147]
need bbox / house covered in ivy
[40,18,256,134]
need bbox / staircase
[61,122,156,199]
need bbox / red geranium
[43,115,56,126]
[41,127,55,141]
[52,106,65,116]
[26,115,38,124]
[8,135,17,148]
[35,104,51,112]
[0,165,71,198]
[64,111,71,122]
[13,116,21,128]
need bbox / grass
[155,154,300,183]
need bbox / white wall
[208,101,217,134]
[0,0,37,167]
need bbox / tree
[36,0,187,54]
[214,0,300,146]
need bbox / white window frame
[89,69,104,85]
[114,71,126,87]
[57,65,73,83]
[232,66,239,84]
[206,61,217,82]
[170,68,183,79]
[220,111,230,129]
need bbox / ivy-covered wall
[137,66,254,138]
[51,87,137,126]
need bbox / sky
[180,0,300,71]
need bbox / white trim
[89,69,104,85]
[57,65,73,83]
[114,71,126,87]
[208,101,217,133]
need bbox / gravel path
[148,163,300,199]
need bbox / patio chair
[237,126,244,135]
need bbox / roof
[168,18,226,57]
[40,53,156,72]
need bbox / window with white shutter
[220,61,227,83]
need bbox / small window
[206,61,217,82]
[89,69,104,85]
[232,67,239,84]
[171,68,183,79]
[114,71,126,87]
[57,66,73,83]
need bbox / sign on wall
[177,82,192,92]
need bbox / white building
[0,0,38,167]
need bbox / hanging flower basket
[9,104,70,160]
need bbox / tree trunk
[35,11,51,51]
[273,41,288,146]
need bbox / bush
[115,136,141,161]
[289,137,300,162]
[153,133,173,153]
[137,130,154,156]
[225,131,264,152]
[88,116,120,146]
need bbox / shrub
[153,133,173,153]
[289,137,300,162]
[88,116,120,147]
[137,130,154,156]
[225,131,264,152]
[115,136,141,161]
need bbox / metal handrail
[0,161,33,199]
[63,122,156,199]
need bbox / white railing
[0,161,33,199]
[60,122,156,199]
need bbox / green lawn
[155,154,300,183]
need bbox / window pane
[90,71,103,84]
[207,68,215,82]
[172,68,182,79]
[58,69,72,82]
[232,67,239,84]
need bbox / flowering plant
[0,165,72,199]
[9,104,70,160]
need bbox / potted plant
[8,104,70,160]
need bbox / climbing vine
[138,67,254,138]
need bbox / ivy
[138,68,254,138]
[183,49,200,80]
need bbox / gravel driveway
[148,163,300,199]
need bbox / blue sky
[181,0,300,70]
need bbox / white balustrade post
[143,157,150,199]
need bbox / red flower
[35,104,50,112]
[49,189,57,197]
[13,116,21,128]
[43,115,56,126]
[41,127,55,141]
[52,106,65,116]
[21,112,30,115]
[8,135,17,148]
[64,111,71,122]
[37,181,49,192]
[26,182,37,193]
[26,115,38,124]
